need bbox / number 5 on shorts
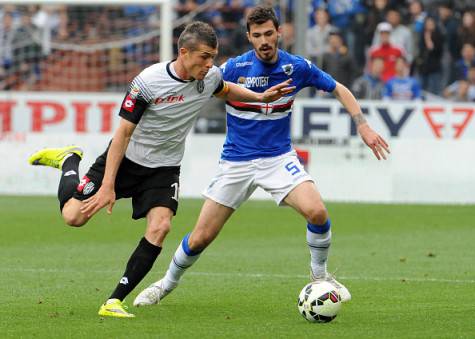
[285,161,301,175]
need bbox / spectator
[443,62,475,101]
[408,0,427,66]
[174,0,199,17]
[415,16,444,95]
[372,7,413,63]
[437,1,461,85]
[383,56,422,100]
[409,0,427,35]
[31,5,62,53]
[454,42,475,80]
[364,0,389,48]
[368,22,405,82]
[306,7,335,66]
[457,11,475,49]
[11,11,42,90]
[321,29,355,89]
[219,0,246,31]
[312,0,366,60]
[350,3,367,68]
[352,56,385,99]
[280,21,295,53]
[0,11,16,69]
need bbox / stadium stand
[0,0,474,102]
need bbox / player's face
[247,20,280,63]
[182,43,218,80]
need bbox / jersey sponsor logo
[237,76,270,88]
[281,64,294,76]
[197,80,205,93]
[122,94,136,112]
[83,181,95,195]
[154,92,185,104]
[77,175,90,193]
[235,61,253,67]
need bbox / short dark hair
[246,6,279,32]
[177,21,217,51]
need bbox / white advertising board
[0,92,474,204]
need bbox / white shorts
[203,150,314,209]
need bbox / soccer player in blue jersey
[134,6,390,307]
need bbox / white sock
[307,220,331,279]
[162,234,201,291]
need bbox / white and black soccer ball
[297,281,342,323]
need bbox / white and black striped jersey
[118,61,225,168]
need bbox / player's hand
[358,124,390,160]
[261,79,295,102]
[80,185,116,217]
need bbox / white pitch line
[1,267,474,284]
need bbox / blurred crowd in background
[1,0,475,102]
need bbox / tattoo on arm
[352,113,367,126]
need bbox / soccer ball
[297,281,341,323]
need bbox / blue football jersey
[220,49,336,161]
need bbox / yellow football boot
[28,145,83,170]
[98,299,135,318]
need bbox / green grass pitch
[0,196,474,338]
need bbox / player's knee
[63,212,87,227]
[149,219,172,238]
[307,206,328,225]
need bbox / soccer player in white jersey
[28,21,294,318]
[134,7,390,308]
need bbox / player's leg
[99,206,173,318]
[284,181,351,302]
[63,151,110,227]
[99,164,180,317]
[166,199,234,287]
[257,151,350,302]
[284,181,330,278]
[134,159,254,307]
[99,207,173,318]
[61,199,90,226]
[133,199,234,307]
[29,145,90,226]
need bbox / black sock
[109,237,162,301]
[58,154,81,211]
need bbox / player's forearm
[102,122,133,188]
[223,82,262,102]
[332,82,368,130]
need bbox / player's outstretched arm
[216,79,295,102]
[80,118,136,217]
[332,82,390,160]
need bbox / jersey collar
[166,60,193,83]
